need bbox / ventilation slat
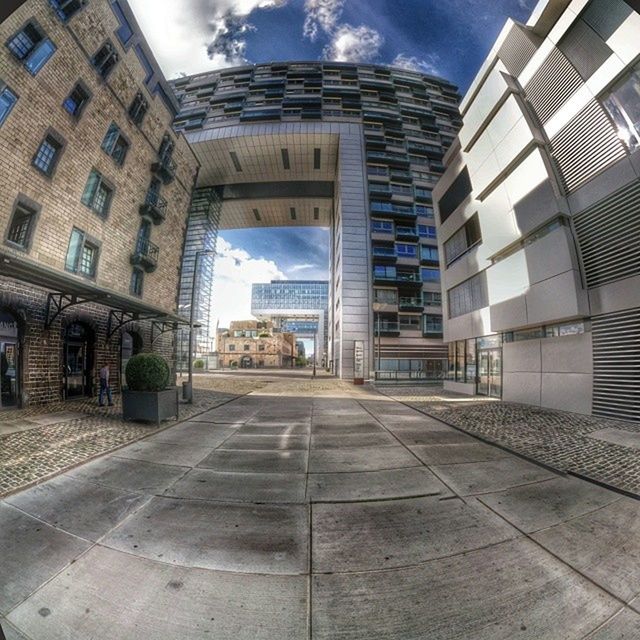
[498,24,541,77]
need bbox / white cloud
[323,24,384,63]
[303,0,345,40]
[211,237,286,330]
[127,0,288,78]
[287,263,316,273]
[392,53,440,76]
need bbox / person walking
[99,363,113,407]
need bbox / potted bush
[194,358,205,370]
[122,353,178,424]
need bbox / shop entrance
[64,322,94,398]
[477,348,502,398]
[0,310,19,409]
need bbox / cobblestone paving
[383,386,640,497]
[0,379,255,498]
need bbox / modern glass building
[170,61,461,380]
[435,0,640,420]
[251,280,329,362]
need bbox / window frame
[91,40,119,80]
[49,0,88,22]
[130,267,144,297]
[62,80,91,119]
[128,91,149,126]
[5,197,40,252]
[65,227,100,279]
[0,81,18,127]
[81,169,115,218]
[101,122,130,166]
[32,129,65,177]
[6,21,56,76]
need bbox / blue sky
[130,0,537,329]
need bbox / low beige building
[217,321,296,369]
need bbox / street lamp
[185,248,215,403]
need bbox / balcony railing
[395,226,418,240]
[151,154,177,185]
[130,237,159,272]
[139,190,167,225]
[399,297,423,310]
[372,246,397,258]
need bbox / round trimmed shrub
[194,359,205,369]
[125,353,170,392]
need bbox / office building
[0,0,199,407]
[171,62,461,380]
[434,0,640,420]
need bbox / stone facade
[217,321,296,369]
[0,0,199,408]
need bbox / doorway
[477,348,502,398]
[64,322,93,398]
[0,310,19,409]
[121,331,143,389]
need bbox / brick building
[217,321,297,369]
[0,0,199,408]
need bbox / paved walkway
[384,386,640,497]
[1,376,640,638]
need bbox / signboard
[353,340,365,384]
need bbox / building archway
[121,330,143,389]
[64,322,95,399]
[0,309,21,409]
[240,355,253,369]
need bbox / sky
[128,0,537,331]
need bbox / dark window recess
[0,83,18,126]
[448,271,488,318]
[130,268,144,296]
[81,170,113,217]
[50,0,87,21]
[558,18,612,80]
[244,344,250,351]
[101,123,129,165]
[281,148,290,169]
[65,228,98,277]
[92,41,119,78]
[438,167,472,224]
[444,213,482,265]
[313,147,321,170]
[7,22,56,75]
[6,203,36,249]
[63,82,89,117]
[32,134,62,175]
[128,92,148,125]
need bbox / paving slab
[411,443,511,465]
[584,608,640,639]
[393,429,476,446]
[312,537,618,640]
[431,457,556,496]
[65,456,187,494]
[164,468,306,503]
[102,496,308,575]
[219,434,309,451]
[114,441,213,467]
[197,449,308,474]
[308,467,450,502]
[310,432,397,449]
[532,498,640,602]
[479,476,620,533]
[5,475,149,541]
[310,422,386,435]
[587,428,640,449]
[308,445,419,473]
[0,503,90,614]
[144,423,237,448]
[0,617,30,640]
[235,424,310,436]
[312,495,518,572]
[7,545,307,640]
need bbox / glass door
[477,349,502,398]
[0,340,18,408]
[477,351,490,396]
[65,341,86,397]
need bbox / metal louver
[592,307,640,422]
[573,180,640,288]
[524,47,583,124]
[498,24,541,77]
[550,100,627,193]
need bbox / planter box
[122,387,179,425]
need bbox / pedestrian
[99,363,113,407]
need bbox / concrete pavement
[1,376,639,639]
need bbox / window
[448,271,488,318]
[63,82,90,118]
[423,314,443,335]
[7,22,56,76]
[415,205,434,218]
[81,170,114,217]
[111,1,134,44]
[228,344,236,351]
[399,315,420,330]
[372,220,393,233]
[374,265,396,279]
[101,123,129,165]
[558,13,612,81]
[6,203,37,250]
[244,344,250,351]
[421,267,440,282]
[438,167,472,224]
[444,213,482,265]
[50,0,87,21]
[374,288,398,304]
[602,62,640,152]
[0,83,17,126]
[92,41,119,78]
[396,243,417,257]
[421,245,439,263]
[130,268,144,297]
[258,344,265,352]
[418,224,436,238]
[423,291,442,307]
[32,134,63,176]
[65,228,98,277]
[128,92,148,125]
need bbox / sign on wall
[353,340,364,384]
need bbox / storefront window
[466,339,476,382]
[455,340,465,382]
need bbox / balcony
[130,238,159,273]
[371,203,416,221]
[373,270,422,287]
[374,320,400,337]
[399,297,423,311]
[372,246,397,263]
[390,169,413,183]
[395,226,418,241]
[366,150,410,168]
[139,190,167,225]
[151,155,176,185]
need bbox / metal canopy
[1,249,193,331]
